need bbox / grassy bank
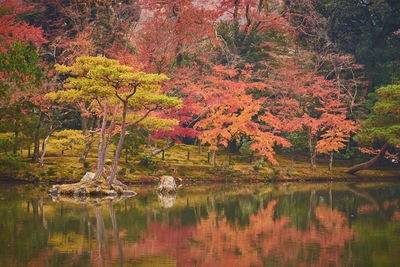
[1,142,399,184]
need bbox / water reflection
[158,192,177,208]
[1,183,400,266]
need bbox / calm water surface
[1,182,400,266]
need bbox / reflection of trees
[123,200,356,266]
[349,183,400,220]
[22,197,126,267]
[3,184,400,266]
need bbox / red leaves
[0,0,46,51]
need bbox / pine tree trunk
[108,103,127,185]
[307,127,317,170]
[94,99,109,180]
[80,140,93,162]
[32,112,45,163]
[79,117,98,162]
[81,115,88,134]
[346,143,390,174]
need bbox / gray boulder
[81,172,96,182]
[157,176,177,193]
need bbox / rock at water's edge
[48,172,137,197]
[49,184,60,195]
[157,176,177,193]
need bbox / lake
[1,182,400,266]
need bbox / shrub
[83,160,90,169]
[129,167,136,174]
[253,160,266,171]
[47,167,56,176]
[273,168,281,176]
[118,167,127,176]
[178,166,186,176]
[0,153,27,169]
[139,155,157,170]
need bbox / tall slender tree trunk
[328,151,334,171]
[32,112,45,163]
[94,99,109,180]
[346,143,390,174]
[19,135,23,155]
[81,115,88,134]
[38,125,54,168]
[108,103,127,185]
[13,127,19,154]
[211,149,216,166]
[80,141,94,162]
[307,127,317,170]
[79,117,99,162]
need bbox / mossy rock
[49,172,135,197]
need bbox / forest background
[1,0,400,183]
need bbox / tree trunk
[32,112,45,163]
[80,140,94,162]
[307,127,317,170]
[346,143,390,174]
[328,151,333,171]
[94,99,110,180]
[38,126,53,168]
[19,134,23,155]
[211,149,216,166]
[28,143,31,157]
[149,140,175,157]
[108,103,127,185]
[99,106,118,172]
[291,154,294,169]
[13,127,19,154]
[79,117,99,162]
[81,115,88,134]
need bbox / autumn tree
[194,65,290,166]
[266,52,357,170]
[50,56,181,187]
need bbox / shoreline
[1,174,399,185]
